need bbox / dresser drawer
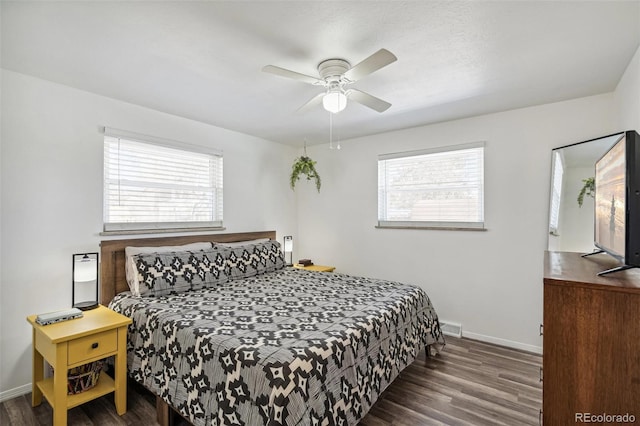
[67,329,117,365]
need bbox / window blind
[103,131,223,232]
[378,142,485,229]
[549,150,564,235]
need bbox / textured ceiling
[2,1,639,146]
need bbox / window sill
[375,225,487,231]
[100,226,226,237]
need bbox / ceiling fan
[262,49,397,114]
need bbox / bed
[100,231,445,425]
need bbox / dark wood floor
[0,337,542,425]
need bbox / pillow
[133,248,229,297]
[220,240,285,280]
[125,242,213,295]
[131,241,284,296]
[216,238,270,248]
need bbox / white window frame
[377,142,485,230]
[103,127,223,233]
[548,150,564,236]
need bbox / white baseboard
[462,330,542,355]
[0,383,31,403]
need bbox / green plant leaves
[577,177,595,208]
[290,156,321,192]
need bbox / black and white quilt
[109,268,444,426]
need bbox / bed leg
[156,396,173,426]
[425,345,431,358]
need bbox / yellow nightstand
[293,264,336,272]
[26,305,132,426]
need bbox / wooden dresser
[543,251,640,425]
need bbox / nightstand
[293,264,336,272]
[26,305,132,426]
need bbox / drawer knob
[91,342,99,349]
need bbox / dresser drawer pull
[539,367,543,382]
[539,324,543,336]
[91,342,99,349]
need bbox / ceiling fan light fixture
[322,90,347,113]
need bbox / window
[103,128,223,232]
[548,150,564,235]
[377,142,485,229]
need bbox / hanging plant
[290,142,321,192]
[290,156,321,192]
[577,177,595,208]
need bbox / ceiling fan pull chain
[329,111,334,149]
[328,111,342,150]
[335,112,341,150]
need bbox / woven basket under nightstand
[67,361,103,395]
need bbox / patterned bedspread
[109,267,444,425]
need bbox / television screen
[595,136,626,260]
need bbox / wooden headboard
[100,230,276,305]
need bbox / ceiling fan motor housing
[318,59,351,83]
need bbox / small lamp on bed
[72,252,99,310]
[283,236,293,266]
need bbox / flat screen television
[591,130,640,275]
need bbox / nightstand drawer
[68,329,117,365]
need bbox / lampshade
[322,90,347,113]
[284,236,293,253]
[74,255,97,282]
[72,252,99,311]
[283,236,293,266]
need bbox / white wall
[0,70,298,397]
[0,4,3,401]
[296,94,616,353]
[614,44,640,132]
[557,166,595,253]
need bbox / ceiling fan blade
[343,49,397,82]
[296,92,325,114]
[262,65,323,85]
[347,89,392,112]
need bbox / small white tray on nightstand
[35,308,83,326]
